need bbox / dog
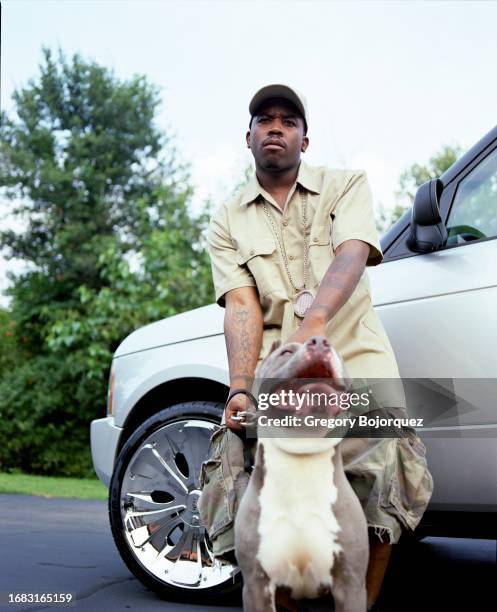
[234,336,369,612]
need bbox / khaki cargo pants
[198,416,433,563]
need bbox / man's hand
[285,317,327,345]
[224,393,257,431]
[225,393,252,431]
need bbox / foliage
[44,188,213,384]
[0,48,213,476]
[376,144,463,235]
[0,353,96,476]
[0,309,22,378]
[0,47,182,348]
[396,144,462,209]
[375,202,410,236]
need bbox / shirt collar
[239,160,321,206]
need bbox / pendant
[293,289,315,318]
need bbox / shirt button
[313,237,319,242]
[288,254,294,260]
[249,249,255,256]
[282,219,288,226]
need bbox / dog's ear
[269,339,282,353]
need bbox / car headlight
[107,364,116,416]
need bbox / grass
[0,472,108,500]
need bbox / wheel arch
[117,377,228,455]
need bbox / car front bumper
[90,416,123,487]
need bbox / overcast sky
[1,0,497,306]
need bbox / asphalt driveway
[0,494,495,611]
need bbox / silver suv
[91,125,497,603]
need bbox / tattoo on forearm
[225,304,262,384]
[235,308,250,368]
[312,247,366,320]
[322,277,348,291]
[321,251,363,291]
[328,252,355,275]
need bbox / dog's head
[254,336,352,454]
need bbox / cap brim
[249,84,306,121]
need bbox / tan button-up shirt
[207,161,405,407]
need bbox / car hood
[114,303,224,358]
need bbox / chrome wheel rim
[120,418,238,589]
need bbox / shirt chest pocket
[236,237,278,297]
[308,223,333,284]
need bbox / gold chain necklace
[262,190,315,318]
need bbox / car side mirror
[406,178,448,253]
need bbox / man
[203,84,433,611]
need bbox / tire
[108,401,242,603]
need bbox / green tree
[1,47,182,348]
[376,144,462,234]
[0,309,21,378]
[397,144,462,209]
[44,186,214,385]
[375,201,409,236]
[0,48,213,476]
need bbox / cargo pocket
[380,435,434,532]
[198,425,250,558]
[198,426,231,540]
[236,238,277,298]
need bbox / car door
[368,144,497,512]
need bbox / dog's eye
[279,349,294,356]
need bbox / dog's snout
[306,336,330,350]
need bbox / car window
[446,147,497,245]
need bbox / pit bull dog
[234,336,369,612]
